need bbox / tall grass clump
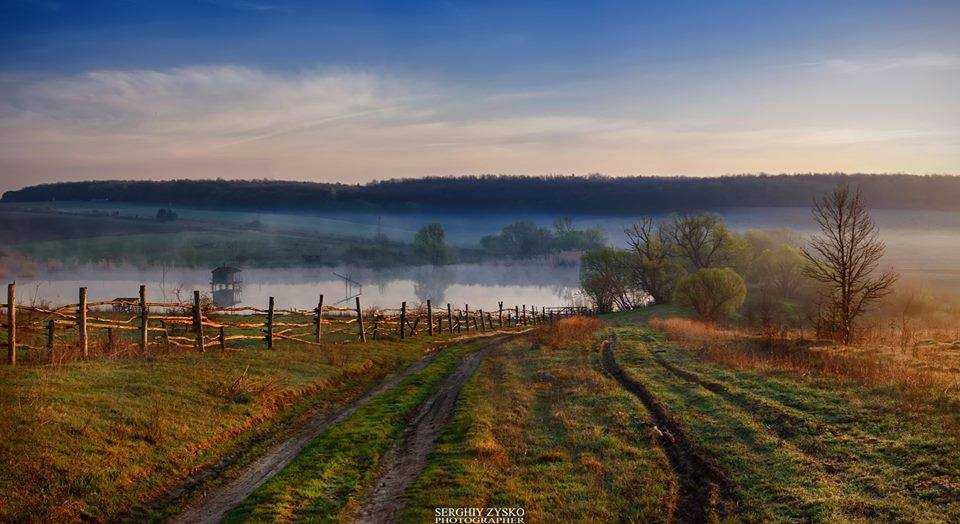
[535,316,603,351]
[649,316,960,415]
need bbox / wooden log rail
[2,281,590,365]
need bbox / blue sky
[1,0,958,189]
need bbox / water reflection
[412,266,453,304]
[9,263,583,311]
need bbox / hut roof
[212,266,242,275]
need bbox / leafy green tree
[673,268,747,321]
[553,217,606,252]
[480,220,552,257]
[413,222,451,266]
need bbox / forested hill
[3,174,959,214]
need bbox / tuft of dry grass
[535,316,604,351]
[649,316,960,413]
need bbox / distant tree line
[4,173,960,213]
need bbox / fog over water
[9,204,960,308]
[54,202,960,270]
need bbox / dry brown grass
[535,316,604,351]
[649,316,960,412]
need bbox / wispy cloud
[0,63,956,188]
[824,52,960,74]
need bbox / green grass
[224,338,490,522]
[0,331,457,521]
[399,337,674,522]
[612,322,960,522]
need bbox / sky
[0,0,958,191]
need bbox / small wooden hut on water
[211,266,243,307]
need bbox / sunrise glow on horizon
[1,1,958,191]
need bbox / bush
[673,268,747,321]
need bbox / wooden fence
[2,282,591,365]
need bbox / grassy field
[0,328,473,521]
[400,323,675,522]
[611,318,960,521]
[224,337,499,521]
[3,307,957,522]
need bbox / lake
[7,202,960,306]
[10,263,585,312]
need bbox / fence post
[219,326,226,351]
[514,305,520,326]
[265,296,274,350]
[498,301,503,327]
[447,303,453,334]
[107,328,115,353]
[399,301,407,339]
[6,283,15,365]
[427,300,434,336]
[315,294,324,343]
[194,290,206,353]
[478,309,485,332]
[139,284,148,356]
[46,318,55,359]
[78,287,88,358]
[464,304,470,332]
[356,296,366,342]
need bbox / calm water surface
[12,263,584,311]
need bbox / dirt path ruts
[602,336,737,523]
[356,346,492,524]
[173,331,519,524]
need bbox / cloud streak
[0,63,956,189]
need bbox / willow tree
[801,184,897,343]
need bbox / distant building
[211,266,243,307]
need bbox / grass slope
[0,334,446,521]
[224,338,491,522]
[613,323,960,522]
[400,332,674,522]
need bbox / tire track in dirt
[644,348,960,515]
[172,331,521,524]
[356,343,497,524]
[602,336,737,523]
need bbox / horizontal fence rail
[2,282,592,365]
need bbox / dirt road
[357,347,491,523]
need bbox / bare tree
[665,213,740,270]
[801,184,898,343]
[624,218,680,304]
